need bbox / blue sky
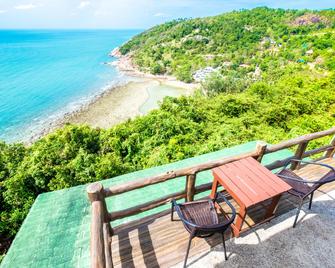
[0,0,334,29]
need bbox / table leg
[233,205,247,237]
[210,178,218,199]
[264,194,281,220]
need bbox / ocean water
[0,29,140,142]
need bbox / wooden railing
[86,127,335,268]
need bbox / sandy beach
[68,80,150,128]
[67,78,194,128]
[64,48,198,129]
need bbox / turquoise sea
[0,29,140,142]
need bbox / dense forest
[120,8,335,84]
[1,8,335,260]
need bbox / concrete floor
[174,190,335,268]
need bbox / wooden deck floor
[110,158,335,268]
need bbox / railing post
[87,182,106,268]
[87,183,113,268]
[291,141,309,170]
[87,183,110,223]
[255,141,267,163]
[103,223,113,268]
[185,173,196,202]
[324,135,335,158]
[87,182,104,202]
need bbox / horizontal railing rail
[103,149,260,198]
[265,127,335,153]
[108,182,213,221]
[87,127,335,268]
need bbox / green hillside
[1,8,335,260]
[120,7,335,84]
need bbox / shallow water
[0,29,140,142]
[139,83,185,114]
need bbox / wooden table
[211,157,292,237]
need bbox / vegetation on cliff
[120,7,335,84]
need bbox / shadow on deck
[111,158,335,268]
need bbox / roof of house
[1,141,293,268]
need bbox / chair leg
[308,192,314,210]
[184,234,193,268]
[222,233,228,261]
[293,199,304,228]
[171,202,174,221]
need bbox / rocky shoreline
[109,47,199,90]
[26,78,131,144]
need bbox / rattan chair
[277,159,335,227]
[171,193,236,267]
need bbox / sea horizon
[0,28,145,31]
[0,29,141,143]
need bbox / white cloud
[14,4,37,10]
[0,10,7,14]
[78,1,91,9]
[154,12,167,17]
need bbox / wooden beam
[104,150,258,197]
[109,190,186,221]
[103,223,113,268]
[291,141,308,170]
[185,174,196,202]
[87,182,113,268]
[87,182,110,224]
[266,127,335,153]
[255,141,267,162]
[87,182,104,202]
[91,201,106,268]
[303,145,335,158]
[324,135,335,158]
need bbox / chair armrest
[277,158,335,184]
[289,159,335,172]
[213,192,236,222]
[277,174,327,184]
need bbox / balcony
[87,128,335,268]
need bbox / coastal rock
[109,47,121,58]
[104,61,118,66]
[291,14,328,26]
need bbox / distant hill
[120,7,335,83]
